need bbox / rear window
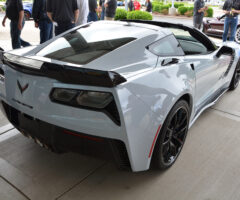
[37,23,136,65]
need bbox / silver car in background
[0,21,239,172]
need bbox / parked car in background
[202,16,240,44]
[23,2,33,20]
[117,1,125,6]
[0,21,239,172]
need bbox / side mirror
[216,45,233,58]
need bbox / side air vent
[224,51,235,77]
[0,68,4,76]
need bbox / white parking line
[0,129,19,143]
[0,123,14,135]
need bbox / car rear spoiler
[2,53,127,88]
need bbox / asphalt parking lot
[1,15,240,200]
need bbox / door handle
[161,58,179,66]
[190,63,195,71]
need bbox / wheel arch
[149,92,193,165]
[178,93,193,114]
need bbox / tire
[235,27,240,44]
[152,100,190,170]
[24,11,31,21]
[229,62,240,91]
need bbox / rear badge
[17,80,29,94]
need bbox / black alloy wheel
[153,100,190,170]
[229,63,240,90]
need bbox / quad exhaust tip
[20,130,52,151]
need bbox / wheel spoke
[178,114,187,128]
[163,139,170,146]
[172,113,178,128]
[169,141,177,156]
[172,136,183,146]
[176,126,187,136]
[162,141,170,156]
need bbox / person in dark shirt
[146,0,152,12]
[88,0,98,22]
[193,0,208,29]
[99,0,105,20]
[128,0,134,11]
[32,0,53,44]
[104,0,117,20]
[222,0,240,42]
[1,0,30,49]
[47,0,79,36]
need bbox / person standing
[104,0,117,20]
[76,0,89,25]
[222,0,240,42]
[145,0,152,13]
[46,0,79,36]
[193,0,208,30]
[32,0,53,44]
[88,0,98,22]
[99,0,105,20]
[128,0,135,11]
[133,0,141,11]
[1,0,30,49]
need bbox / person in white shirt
[76,0,89,25]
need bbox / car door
[184,53,226,114]
[170,27,229,115]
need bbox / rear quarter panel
[115,58,195,171]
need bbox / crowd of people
[194,0,240,43]
[1,0,153,49]
[1,0,240,50]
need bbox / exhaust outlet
[35,139,44,147]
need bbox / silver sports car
[0,21,239,172]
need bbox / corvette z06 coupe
[0,20,239,172]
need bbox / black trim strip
[3,58,126,88]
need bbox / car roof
[80,21,171,39]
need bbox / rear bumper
[0,101,131,169]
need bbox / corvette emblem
[17,80,29,94]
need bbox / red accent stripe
[63,130,103,142]
[148,125,162,158]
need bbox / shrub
[206,7,213,17]
[184,11,193,17]
[187,6,194,12]
[161,5,170,10]
[153,4,161,12]
[114,8,128,20]
[0,5,5,11]
[178,6,188,15]
[162,9,168,15]
[127,10,153,20]
[184,6,193,17]
[174,3,184,8]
